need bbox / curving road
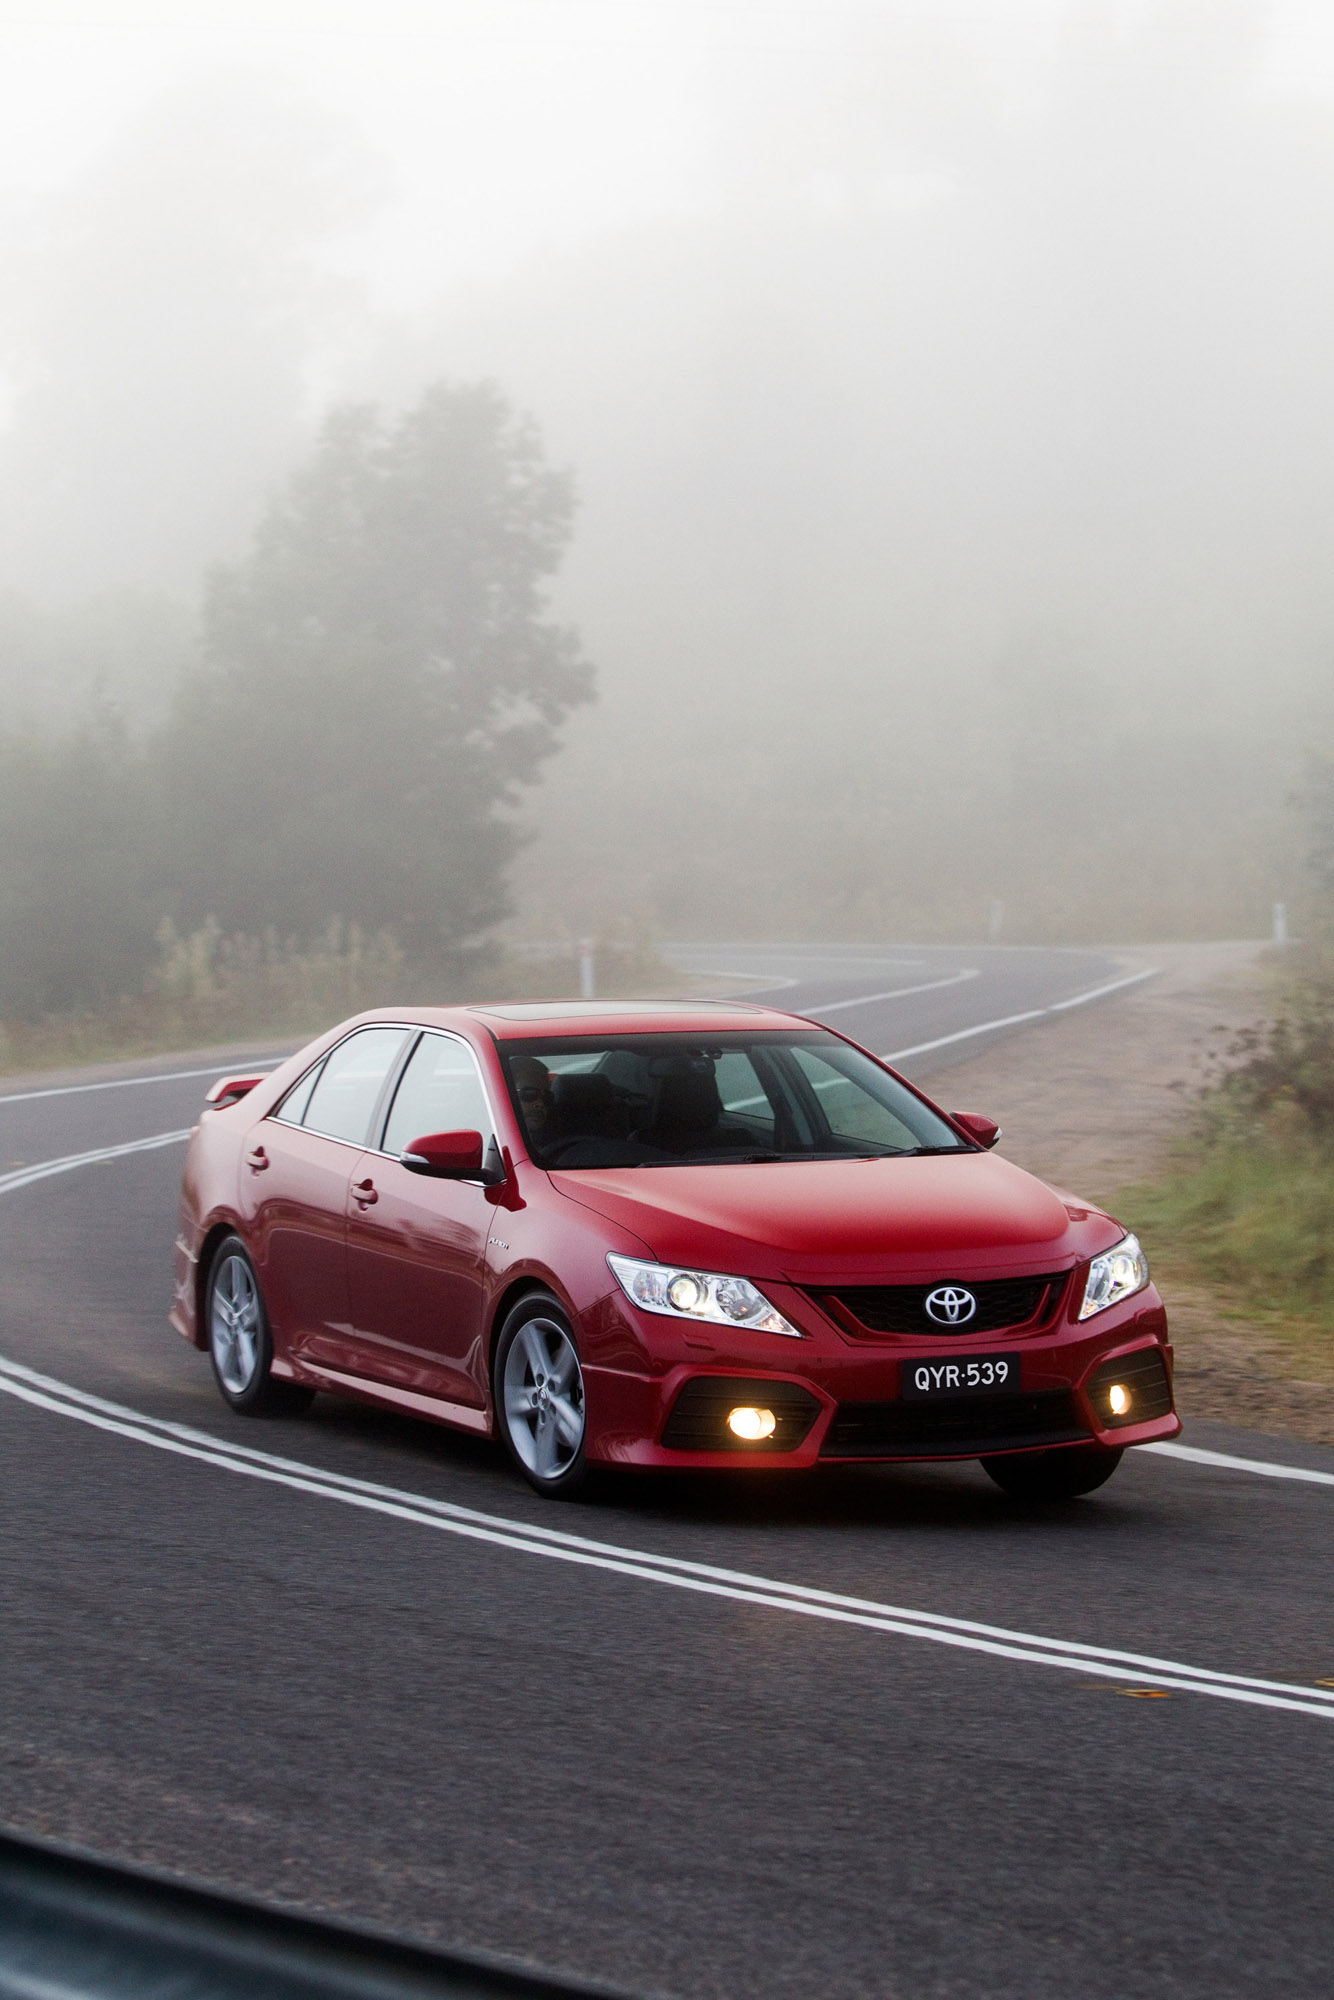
[2,945,1332,1999]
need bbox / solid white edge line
[804,968,981,1015]
[0,1129,193,1197]
[884,1008,1046,1060]
[3,1354,1333,1709]
[883,967,1159,1062]
[1144,1441,1334,1488]
[2,1367,1331,1719]
[686,971,802,992]
[0,1061,282,1108]
[1047,970,1160,1012]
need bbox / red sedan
[171,1000,1180,1499]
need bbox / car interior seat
[639,1069,737,1153]
[547,1072,630,1147]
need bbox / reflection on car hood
[552,1152,1121,1283]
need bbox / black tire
[205,1235,315,1417]
[492,1292,588,1498]
[981,1442,1123,1500]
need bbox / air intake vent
[821,1390,1087,1458]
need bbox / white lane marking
[0,1061,280,1108]
[1,1358,1331,1719]
[883,967,1160,1062]
[676,949,932,996]
[0,1129,193,1196]
[685,970,801,991]
[804,967,980,1015]
[1145,1442,1334,1488]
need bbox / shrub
[1129,969,1334,1334]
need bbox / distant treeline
[2,378,1332,1039]
[0,380,592,1024]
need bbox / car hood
[551,1152,1121,1284]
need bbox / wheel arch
[194,1220,244,1347]
[486,1275,577,1377]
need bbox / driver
[511,1056,553,1146]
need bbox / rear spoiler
[204,1074,268,1109]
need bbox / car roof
[352,999,816,1041]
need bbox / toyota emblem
[924,1285,977,1326]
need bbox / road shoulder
[932,941,1334,1447]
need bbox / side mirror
[951,1112,1001,1149]
[401,1129,486,1178]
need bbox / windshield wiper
[733,1150,875,1163]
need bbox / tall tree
[159,382,593,967]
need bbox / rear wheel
[981,1442,1123,1500]
[493,1293,588,1497]
[206,1236,314,1417]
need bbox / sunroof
[470,999,756,1020]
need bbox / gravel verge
[933,940,1334,1447]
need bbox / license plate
[902,1353,1021,1398]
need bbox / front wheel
[493,1294,588,1497]
[981,1442,1123,1500]
[206,1236,314,1417]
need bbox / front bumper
[583,1287,1179,1469]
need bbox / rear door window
[274,1061,324,1127]
[301,1027,410,1146]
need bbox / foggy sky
[2,2,1333,940]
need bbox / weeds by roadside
[0,915,680,1076]
[1122,958,1334,1374]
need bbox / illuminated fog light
[727,1405,777,1441]
[666,1273,707,1313]
[1108,1383,1132,1417]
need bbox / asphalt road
[2,945,1332,1999]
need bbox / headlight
[1078,1233,1149,1320]
[607,1254,802,1337]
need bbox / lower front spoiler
[583,1342,1181,1471]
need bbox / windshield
[498,1030,968,1169]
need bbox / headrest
[654,1069,723,1137]
[551,1073,616,1113]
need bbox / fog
[3,0,1334,989]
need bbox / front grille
[817,1272,1068,1339]
[1087,1347,1173,1427]
[661,1376,822,1453]
[821,1389,1088,1459]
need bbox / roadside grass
[0,918,681,1078]
[1122,1134,1334,1378]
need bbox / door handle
[245,1145,269,1172]
[352,1178,378,1207]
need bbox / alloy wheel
[210,1252,263,1397]
[501,1313,586,1483]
